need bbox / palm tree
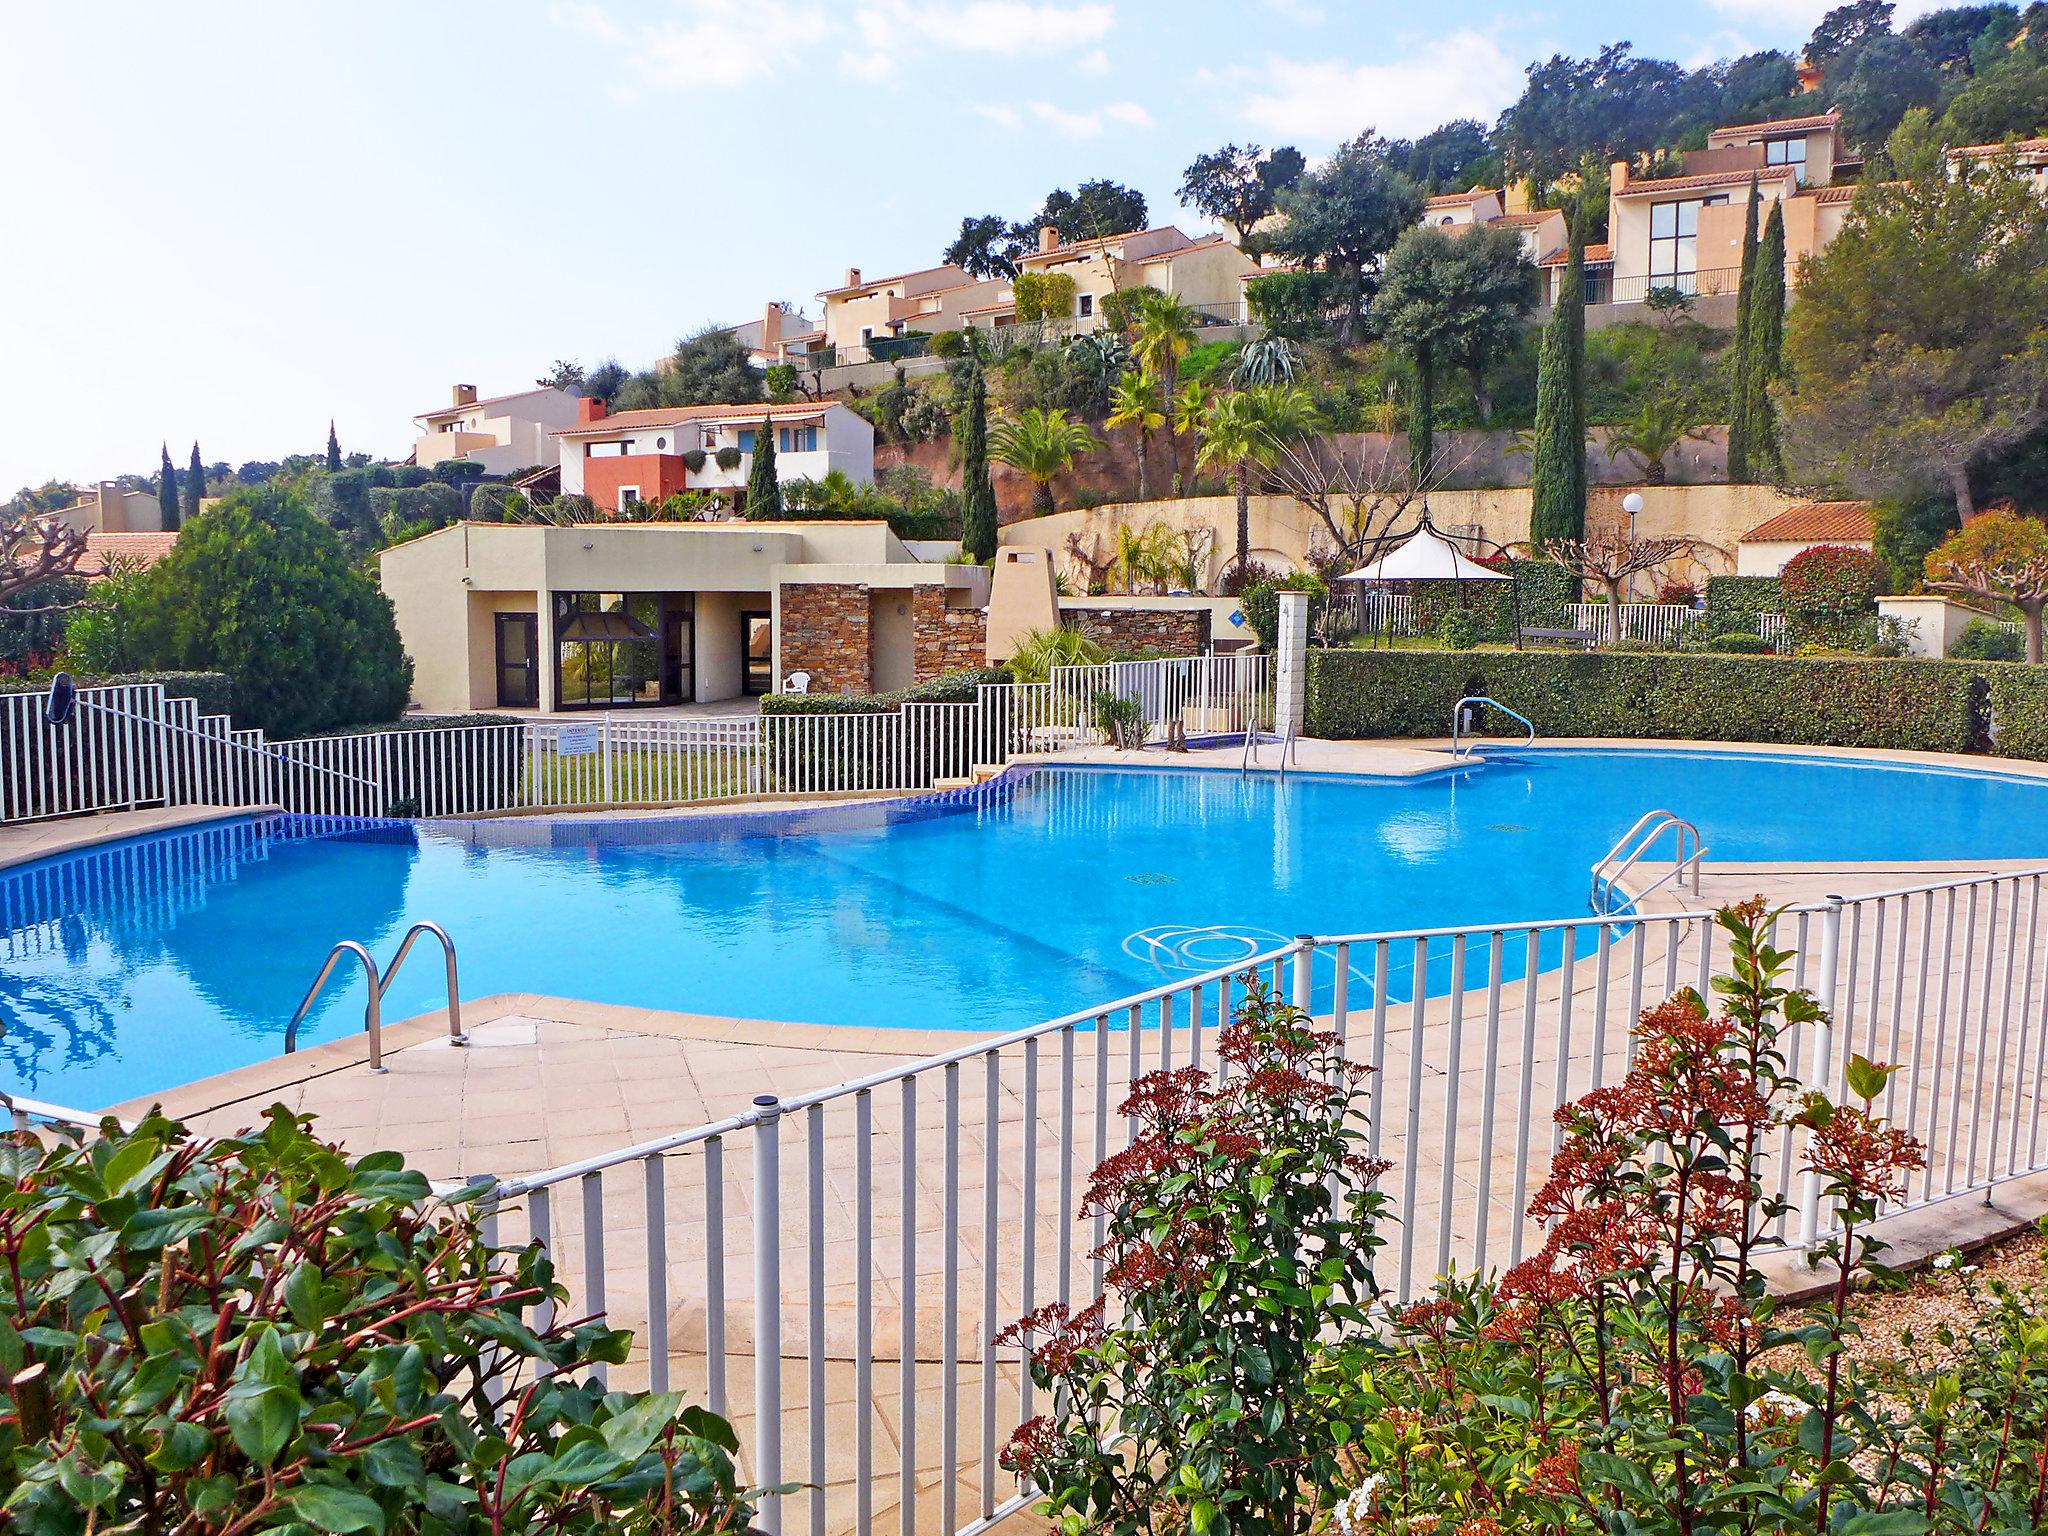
[1132,290,1200,493]
[1107,371,1167,501]
[1607,396,1708,485]
[989,408,1102,516]
[1196,384,1319,580]
[1008,625,1107,683]
[1110,519,1177,594]
[1173,378,1213,486]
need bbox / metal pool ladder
[1591,810,1708,914]
[283,921,467,1073]
[1240,720,1300,777]
[1450,696,1535,760]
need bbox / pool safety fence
[0,655,1274,825]
[479,866,2048,1536]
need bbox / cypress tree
[1529,221,1586,547]
[1748,201,1788,484]
[1410,343,1435,487]
[158,444,178,531]
[1728,178,1761,483]
[182,443,203,528]
[326,421,342,472]
[961,364,998,563]
[746,417,782,517]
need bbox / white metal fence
[0,656,1273,826]
[1568,601,1705,647]
[473,865,2048,1536]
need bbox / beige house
[1734,500,1876,576]
[378,519,993,713]
[413,384,583,475]
[54,481,165,535]
[553,398,874,513]
[815,263,1009,354]
[964,225,1264,331]
[1946,135,2048,191]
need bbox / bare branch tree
[1543,531,1711,643]
[1269,433,1485,568]
[1062,529,1117,593]
[1,511,88,608]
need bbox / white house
[552,398,875,513]
[413,384,584,475]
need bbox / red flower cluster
[998,1414,1060,1476]
[1802,1096,1925,1206]
[994,1299,1106,1380]
[1528,1441,1583,1499]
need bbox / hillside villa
[412,384,583,475]
[553,398,874,513]
[816,263,1010,357]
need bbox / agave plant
[989,407,1103,516]
[1232,336,1301,388]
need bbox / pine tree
[960,364,998,562]
[1529,222,1586,547]
[158,444,178,532]
[1747,201,1788,483]
[182,443,203,528]
[746,418,782,517]
[1728,178,1761,483]
[326,421,342,472]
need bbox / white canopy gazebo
[1337,522,1511,585]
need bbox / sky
[0,0,1922,493]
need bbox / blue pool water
[8,748,2048,1108]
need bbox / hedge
[1399,562,1580,643]
[1704,575,1783,637]
[0,670,235,719]
[1987,664,2048,760]
[1305,648,1991,754]
[759,667,1011,716]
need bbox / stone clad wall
[911,586,988,682]
[1067,605,1210,656]
[780,582,871,694]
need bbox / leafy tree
[325,420,341,472]
[1834,33,1944,149]
[183,442,203,527]
[961,363,998,560]
[1905,3,2020,72]
[1941,51,2048,142]
[1924,504,2048,658]
[1494,44,1692,189]
[944,213,1030,278]
[1373,224,1535,479]
[746,416,782,517]
[1728,180,1762,482]
[1196,385,1318,578]
[1809,0,1896,73]
[1719,50,1804,120]
[584,358,631,407]
[536,358,586,390]
[1873,491,1960,588]
[157,443,178,532]
[1609,395,1708,483]
[123,485,413,736]
[1743,199,1788,481]
[1179,143,1305,243]
[1132,290,1201,492]
[1781,147,2048,521]
[1012,271,1078,322]
[989,407,1100,516]
[1259,132,1424,346]
[1034,178,1148,242]
[1529,225,1587,545]
[1244,270,1336,342]
[1107,370,1166,501]
[1394,119,1496,193]
[657,326,764,408]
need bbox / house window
[1764,136,1809,184]
[619,486,641,511]
[1648,195,1728,293]
[738,429,756,453]
[1077,292,1095,317]
[778,426,818,453]
[703,427,718,450]
[860,327,873,343]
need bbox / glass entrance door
[741,611,773,695]
[494,613,539,708]
[663,607,694,703]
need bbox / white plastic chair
[783,671,812,695]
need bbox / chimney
[1610,159,1630,192]
[762,301,784,352]
[577,397,607,424]
[1038,224,1061,253]
[453,383,478,407]
[1503,178,1532,215]
[844,266,862,287]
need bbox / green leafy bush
[1780,542,1883,648]
[1435,607,1479,649]
[1703,573,1784,637]
[0,670,235,718]
[758,667,1011,715]
[1988,662,2048,758]
[1305,648,1991,753]
[119,487,412,739]
[1952,616,2023,661]
[681,448,707,473]
[714,447,741,471]
[0,1108,759,1536]
[1708,631,1773,654]
[1238,571,1330,648]
[1401,561,1579,643]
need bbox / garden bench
[1519,625,1600,649]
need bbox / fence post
[1797,894,1846,1250]
[1275,591,1309,739]
[601,714,615,806]
[1292,933,1316,1017]
[751,1094,784,1535]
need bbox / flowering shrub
[998,977,1389,1536]
[0,1108,761,1536]
[1781,543,1883,649]
[1329,901,2048,1535]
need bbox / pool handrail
[379,921,468,1048]
[1592,809,1706,912]
[283,940,385,1071]
[1450,696,1535,760]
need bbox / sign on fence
[553,723,601,757]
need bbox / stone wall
[780,582,871,695]
[911,585,988,682]
[1067,604,1211,656]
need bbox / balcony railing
[1600,266,1742,307]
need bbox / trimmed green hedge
[759,667,1012,716]
[1402,562,1581,643]
[1988,664,2048,760]
[0,670,235,718]
[1305,649,1991,753]
[1704,575,1783,637]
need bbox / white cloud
[546,0,625,43]
[1234,29,1525,142]
[855,1,1115,55]
[1027,97,1153,137]
[976,102,1024,128]
[1075,46,1111,76]
[550,0,830,89]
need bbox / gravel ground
[1817,1225,2048,1373]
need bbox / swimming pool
[8,747,2048,1107]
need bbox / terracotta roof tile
[817,263,972,300]
[1617,165,1798,197]
[1538,242,1613,267]
[76,532,179,577]
[1741,500,1876,543]
[1492,210,1559,226]
[553,401,835,438]
[1708,110,1840,142]
[1947,135,2048,158]
[1423,188,1497,208]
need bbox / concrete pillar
[1275,589,1309,738]
[535,590,558,713]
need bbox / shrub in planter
[715,446,742,471]
[682,448,708,473]
[998,977,1388,1536]
[0,1108,762,1536]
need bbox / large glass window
[1764,136,1808,183]
[554,593,663,708]
[777,426,818,453]
[1648,195,1728,293]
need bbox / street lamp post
[1621,491,1645,605]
